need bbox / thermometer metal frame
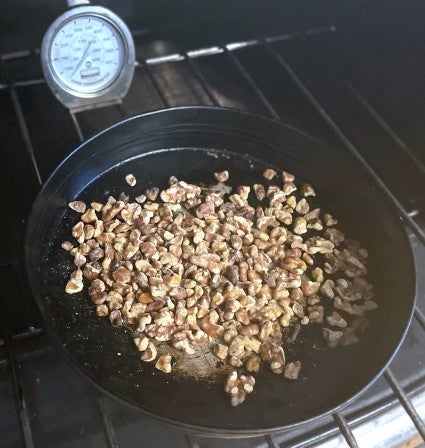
[41,5,135,111]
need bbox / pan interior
[27,109,415,434]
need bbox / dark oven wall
[1,0,335,56]
[1,0,424,52]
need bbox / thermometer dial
[41,5,135,110]
[50,15,125,94]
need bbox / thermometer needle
[71,42,92,78]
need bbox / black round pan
[25,107,416,436]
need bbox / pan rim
[24,106,417,435]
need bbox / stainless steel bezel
[41,5,135,110]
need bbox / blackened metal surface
[0,345,23,448]
[0,89,40,265]
[271,32,425,216]
[16,83,80,181]
[25,107,415,434]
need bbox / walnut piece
[214,170,229,182]
[125,174,137,187]
[155,354,172,373]
[263,168,277,180]
[68,201,87,213]
[225,371,255,407]
[284,361,301,380]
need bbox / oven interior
[1,1,425,447]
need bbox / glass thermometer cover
[41,5,135,110]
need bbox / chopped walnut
[214,343,229,360]
[245,354,261,372]
[68,201,86,213]
[322,328,343,348]
[326,311,348,328]
[300,183,316,197]
[283,361,301,380]
[282,171,295,182]
[253,183,266,201]
[225,371,255,407]
[323,213,338,226]
[146,187,159,201]
[134,194,146,204]
[63,166,375,407]
[155,354,172,373]
[125,174,137,187]
[141,342,157,362]
[214,170,229,182]
[65,269,84,294]
[133,336,149,352]
[81,208,97,223]
[61,241,73,251]
[263,168,277,180]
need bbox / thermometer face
[49,15,125,94]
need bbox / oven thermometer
[41,0,135,111]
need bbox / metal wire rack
[0,24,424,448]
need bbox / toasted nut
[146,187,159,201]
[138,292,153,304]
[257,216,276,231]
[293,217,307,235]
[61,241,73,251]
[326,311,347,328]
[253,184,266,201]
[322,328,343,348]
[301,278,321,296]
[320,279,335,299]
[283,361,301,380]
[65,273,83,294]
[300,183,316,197]
[214,343,229,360]
[65,269,84,294]
[135,194,146,204]
[171,336,192,353]
[112,267,132,283]
[214,170,229,182]
[125,174,136,186]
[72,222,85,244]
[68,201,86,213]
[295,198,310,215]
[263,168,277,180]
[109,310,123,327]
[323,213,338,226]
[282,171,295,182]
[286,195,296,209]
[199,314,224,337]
[81,208,97,223]
[311,267,324,283]
[282,182,297,195]
[141,342,157,362]
[91,202,103,212]
[74,252,87,268]
[245,354,261,373]
[308,305,324,323]
[155,354,172,373]
[96,304,109,316]
[225,371,255,407]
[133,336,149,352]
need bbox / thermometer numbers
[50,15,124,94]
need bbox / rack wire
[1,26,424,448]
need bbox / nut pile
[63,167,377,406]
